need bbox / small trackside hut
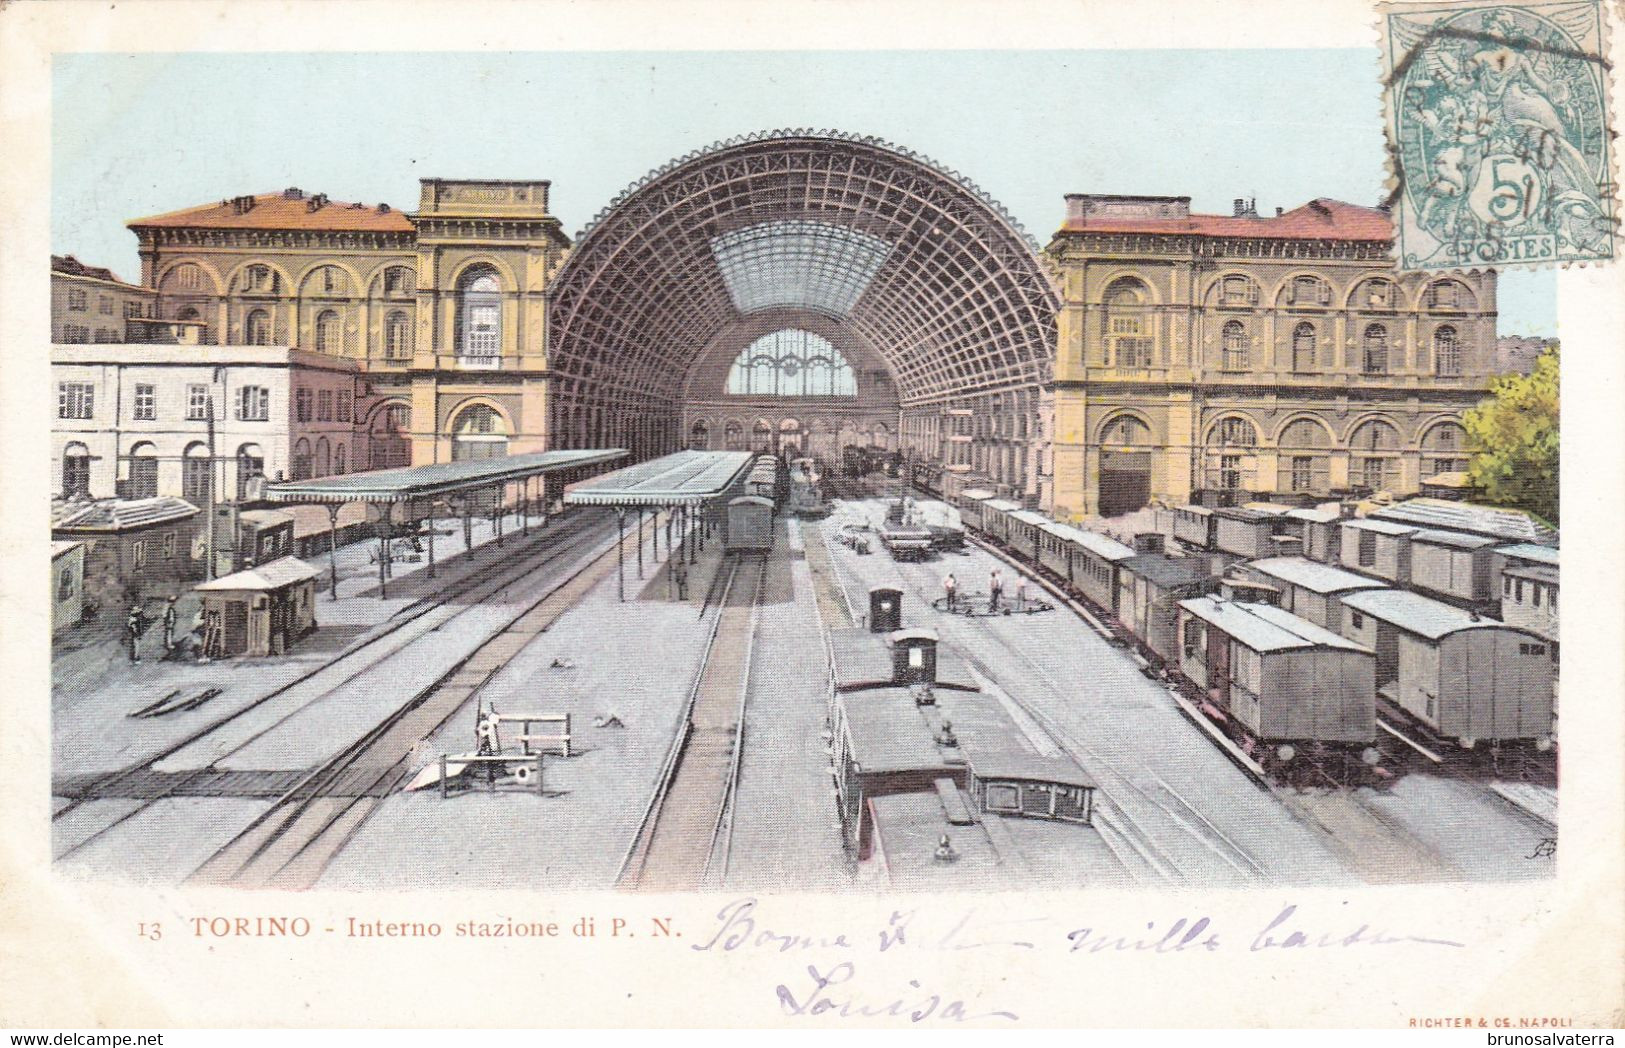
[193,556,321,657]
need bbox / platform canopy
[260,448,626,505]
[564,450,755,509]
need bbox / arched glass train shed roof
[547,131,1060,409]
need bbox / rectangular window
[133,383,156,421]
[1515,579,1525,602]
[99,296,113,315]
[67,288,87,310]
[163,532,177,558]
[1504,575,1513,596]
[57,567,74,601]
[336,390,352,423]
[131,540,146,569]
[1291,456,1312,491]
[1351,611,1365,630]
[187,384,210,421]
[1532,584,1542,607]
[182,456,210,502]
[238,386,269,422]
[1219,454,1241,490]
[124,301,143,318]
[62,324,91,344]
[317,389,333,421]
[295,388,313,422]
[57,382,94,419]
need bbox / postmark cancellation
[1381,0,1619,270]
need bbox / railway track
[54,509,622,863]
[617,552,769,891]
[187,521,634,890]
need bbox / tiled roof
[1058,198,1392,242]
[53,496,200,532]
[128,190,414,234]
[51,254,143,287]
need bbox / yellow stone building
[127,181,566,471]
[1044,194,1496,519]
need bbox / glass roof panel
[710,220,892,317]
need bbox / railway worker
[943,572,958,612]
[1015,576,1028,612]
[988,568,1003,613]
[162,596,178,654]
[125,605,143,663]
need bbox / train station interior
[51,132,1555,894]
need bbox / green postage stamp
[1381,0,1619,270]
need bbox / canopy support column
[326,503,341,601]
[462,496,473,553]
[424,499,436,580]
[377,507,389,600]
[635,508,644,579]
[616,509,626,602]
[494,484,505,549]
[521,476,530,538]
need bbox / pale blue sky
[52,49,1554,333]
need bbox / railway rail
[617,552,770,891]
[54,509,625,863]
[186,520,635,889]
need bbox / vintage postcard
[1,0,1621,1032]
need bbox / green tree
[1464,345,1559,525]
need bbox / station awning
[564,450,755,508]
[261,448,627,505]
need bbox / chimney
[283,187,304,200]
[1275,206,1284,217]
[1232,197,1257,217]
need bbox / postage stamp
[1381,0,1619,270]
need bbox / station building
[52,131,1500,522]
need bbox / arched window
[458,269,502,362]
[167,264,204,291]
[1362,324,1389,374]
[1353,277,1394,310]
[1422,421,1470,476]
[1277,419,1331,493]
[1103,278,1153,368]
[370,404,412,469]
[292,438,313,481]
[689,420,711,450]
[1101,415,1151,446]
[236,444,264,499]
[1292,322,1318,372]
[382,266,415,296]
[314,437,331,477]
[127,442,158,499]
[450,403,509,461]
[1433,325,1462,377]
[61,442,91,498]
[1219,275,1259,307]
[334,444,347,475]
[751,420,773,452]
[385,310,412,358]
[1349,419,1402,492]
[315,309,342,354]
[242,264,277,293]
[1215,417,1257,446]
[246,309,271,346]
[724,421,745,451]
[725,329,856,396]
[1221,320,1248,371]
[182,443,211,502]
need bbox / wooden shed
[1337,588,1554,743]
[194,556,320,657]
[1177,597,1376,745]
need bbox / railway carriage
[1005,509,1050,564]
[1339,518,1416,585]
[1406,529,1498,609]
[1337,588,1555,749]
[956,488,995,534]
[724,495,775,554]
[979,498,1023,546]
[1062,525,1137,614]
[1172,505,1219,552]
[1176,597,1379,775]
[1212,506,1289,560]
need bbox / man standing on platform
[943,571,958,612]
[1015,576,1028,612]
[988,568,1003,613]
[126,605,143,663]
